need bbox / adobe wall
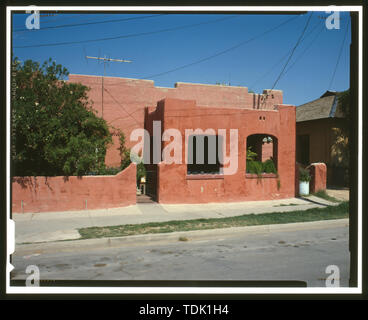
[309,163,327,193]
[12,163,136,213]
[69,74,283,167]
[146,98,295,204]
[295,162,327,196]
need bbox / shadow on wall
[12,176,54,191]
[11,163,137,213]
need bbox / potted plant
[299,167,311,196]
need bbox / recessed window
[187,135,223,175]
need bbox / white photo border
[6,5,364,295]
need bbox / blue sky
[12,11,351,106]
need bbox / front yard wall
[12,163,136,213]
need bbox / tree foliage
[331,89,350,169]
[12,58,112,176]
[117,132,146,184]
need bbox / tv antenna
[86,55,132,118]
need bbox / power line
[282,23,325,77]
[248,19,323,91]
[140,15,299,80]
[14,14,167,32]
[87,15,299,86]
[269,12,313,92]
[108,108,144,125]
[14,15,239,49]
[13,14,118,30]
[103,87,142,126]
[328,19,350,90]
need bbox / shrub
[247,158,277,175]
[246,147,258,161]
[246,160,263,175]
[262,159,277,174]
[299,167,311,182]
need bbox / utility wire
[140,15,299,80]
[328,19,350,90]
[14,14,168,32]
[13,14,115,30]
[282,23,325,77]
[108,108,144,125]
[103,87,141,125]
[92,15,299,86]
[14,15,238,48]
[269,12,313,92]
[249,19,323,91]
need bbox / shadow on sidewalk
[298,196,330,207]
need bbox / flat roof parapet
[263,89,283,94]
[69,74,285,99]
[175,82,249,90]
[69,74,155,87]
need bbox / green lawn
[78,201,349,240]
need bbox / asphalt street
[11,224,350,287]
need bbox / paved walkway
[12,195,339,245]
[326,188,349,202]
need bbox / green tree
[117,132,146,185]
[12,58,112,176]
[118,131,132,170]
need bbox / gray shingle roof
[296,91,344,122]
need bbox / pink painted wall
[12,163,136,213]
[146,98,296,204]
[69,74,283,167]
[261,141,274,162]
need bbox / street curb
[13,218,349,256]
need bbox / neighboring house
[296,90,349,187]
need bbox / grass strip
[78,201,349,240]
[312,190,342,203]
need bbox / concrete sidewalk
[326,188,349,202]
[12,195,339,245]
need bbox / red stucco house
[69,75,296,204]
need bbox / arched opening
[246,134,278,175]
